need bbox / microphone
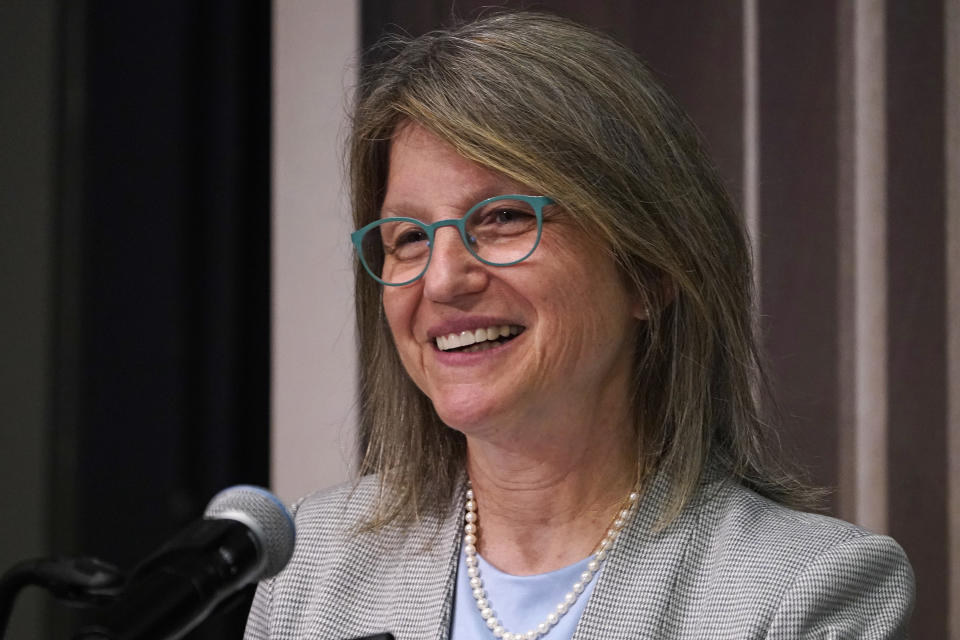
[74,485,295,640]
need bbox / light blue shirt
[450,546,600,639]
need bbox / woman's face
[380,122,643,440]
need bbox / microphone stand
[0,557,125,639]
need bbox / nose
[421,226,489,302]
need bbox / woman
[246,12,914,640]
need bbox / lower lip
[432,333,523,365]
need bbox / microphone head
[204,485,295,579]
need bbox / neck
[464,416,638,576]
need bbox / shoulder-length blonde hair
[349,11,816,527]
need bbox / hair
[349,11,819,528]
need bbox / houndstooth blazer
[244,468,914,640]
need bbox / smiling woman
[246,11,914,640]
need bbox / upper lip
[426,316,525,341]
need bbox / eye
[394,227,428,247]
[381,222,430,261]
[469,204,538,237]
[494,208,527,223]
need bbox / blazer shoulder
[696,478,914,635]
[704,479,872,560]
[638,477,913,637]
[292,474,381,532]
[763,519,915,637]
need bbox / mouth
[435,325,524,353]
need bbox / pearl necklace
[462,484,640,640]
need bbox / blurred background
[1,1,956,638]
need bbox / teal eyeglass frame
[351,194,554,287]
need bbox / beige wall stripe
[853,0,888,533]
[272,0,358,502]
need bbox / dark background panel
[885,1,948,637]
[755,1,840,494]
[49,1,271,638]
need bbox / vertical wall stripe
[742,0,760,286]
[946,0,960,634]
[272,0,359,502]
[853,0,887,533]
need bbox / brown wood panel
[885,1,948,637]
[756,1,841,497]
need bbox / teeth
[462,340,501,353]
[436,325,523,351]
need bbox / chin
[431,394,505,436]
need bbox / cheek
[382,288,421,361]
[382,292,434,396]
[528,245,635,381]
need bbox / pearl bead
[465,512,477,523]
[613,518,624,529]
[525,631,537,640]
[465,533,477,545]
[486,616,498,629]
[588,559,599,572]
[466,554,478,567]
[469,576,482,589]
[557,601,569,614]
[464,523,477,534]
[620,509,629,520]
[476,597,488,609]
[466,489,474,499]
[538,622,549,634]
[467,566,479,578]
[472,588,484,600]
[464,544,477,556]
[596,549,607,561]
[564,592,575,605]
[481,607,493,619]
[629,491,639,502]
[492,627,504,638]
[547,612,558,625]
[573,582,584,594]
[466,499,476,511]
[581,570,592,582]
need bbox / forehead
[382,122,528,217]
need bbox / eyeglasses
[351,195,553,286]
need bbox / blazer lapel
[388,484,465,640]
[572,469,699,640]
